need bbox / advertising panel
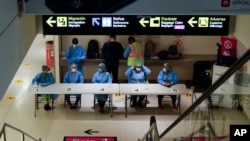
[24,0,250,14]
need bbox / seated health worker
[92,63,112,113]
[125,61,151,107]
[32,65,58,111]
[157,63,179,109]
[63,63,84,109]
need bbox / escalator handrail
[159,48,250,139]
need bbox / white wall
[234,15,250,49]
[0,14,37,100]
[60,35,220,56]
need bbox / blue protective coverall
[125,66,151,107]
[65,45,86,75]
[32,72,58,104]
[63,70,84,106]
[157,69,179,107]
[92,70,112,109]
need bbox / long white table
[28,83,120,117]
[119,83,188,117]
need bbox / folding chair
[36,94,54,110]
[64,95,82,108]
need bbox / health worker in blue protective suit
[32,65,58,111]
[63,63,84,109]
[65,38,86,75]
[92,63,112,113]
[125,62,151,107]
[157,63,179,109]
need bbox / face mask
[136,68,141,71]
[71,68,77,72]
[163,68,166,72]
[72,44,77,48]
[98,68,102,73]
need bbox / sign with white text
[43,15,230,35]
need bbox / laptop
[45,0,136,13]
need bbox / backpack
[87,39,99,59]
[157,50,168,60]
[144,40,156,59]
[168,45,178,55]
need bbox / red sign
[220,36,237,57]
[64,136,117,141]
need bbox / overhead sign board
[25,0,250,14]
[43,15,230,35]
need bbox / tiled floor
[0,34,249,141]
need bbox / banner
[24,0,250,14]
[220,36,237,57]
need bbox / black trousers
[158,95,176,105]
[98,100,106,109]
[105,61,119,83]
[131,95,146,105]
[65,94,81,105]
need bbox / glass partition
[139,49,250,141]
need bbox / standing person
[125,61,151,107]
[102,35,124,83]
[124,36,144,82]
[92,63,112,113]
[157,63,179,109]
[123,36,144,67]
[65,37,86,75]
[63,63,84,109]
[32,65,58,111]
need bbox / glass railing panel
[156,57,250,140]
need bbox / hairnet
[163,63,172,70]
[99,63,107,71]
[42,65,49,71]
[135,61,143,67]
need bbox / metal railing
[0,122,41,141]
[138,116,160,141]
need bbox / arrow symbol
[139,18,149,27]
[46,17,56,27]
[84,129,99,135]
[188,17,197,28]
[92,17,100,26]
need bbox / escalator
[139,48,250,141]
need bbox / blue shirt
[63,70,84,83]
[125,66,151,83]
[92,71,112,83]
[65,45,86,72]
[32,72,55,87]
[157,70,179,86]
[123,45,131,58]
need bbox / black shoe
[237,104,243,111]
[44,104,51,111]
[99,108,105,113]
[70,105,77,109]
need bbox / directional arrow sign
[46,17,56,27]
[92,17,100,26]
[139,18,149,27]
[84,129,99,135]
[188,17,198,28]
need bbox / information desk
[119,83,188,117]
[213,83,250,95]
[28,83,119,117]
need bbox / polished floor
[0,34,249,141]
